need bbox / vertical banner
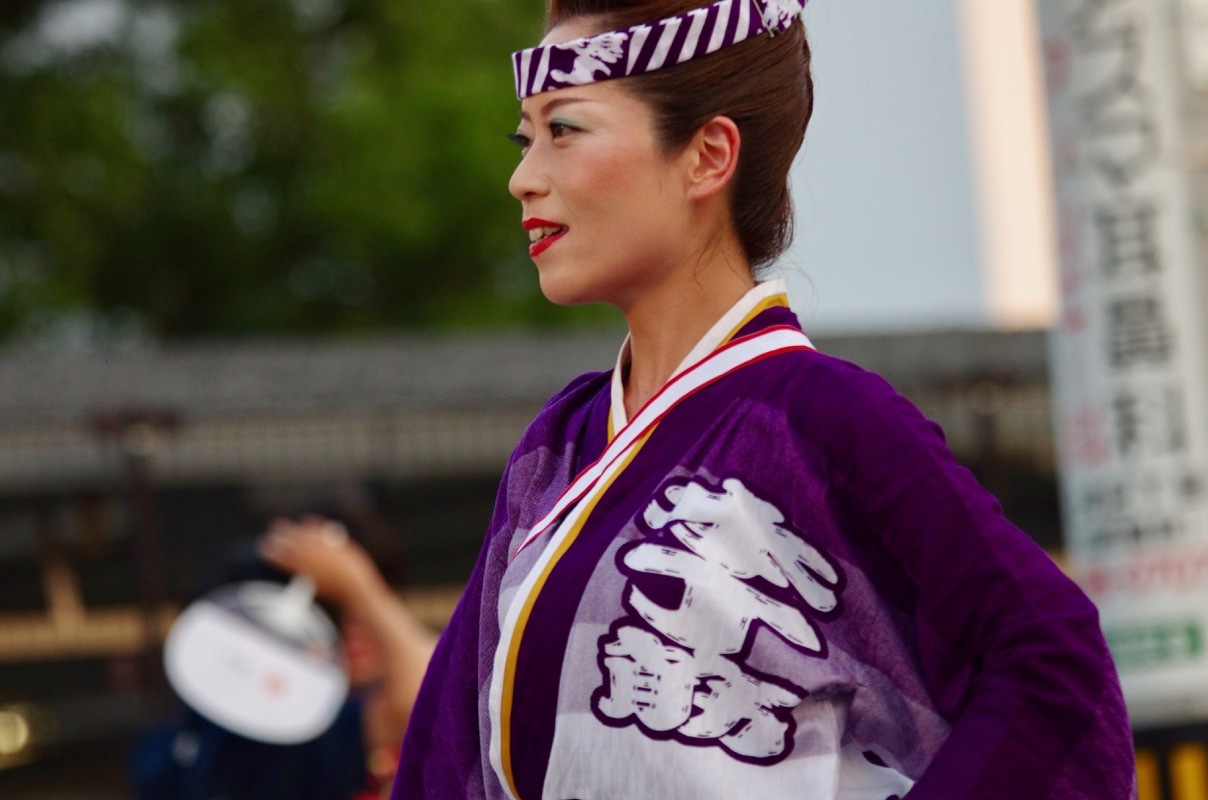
[1040,0,1208,728]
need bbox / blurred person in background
[131,514,435,800]
[259,515,438,791]
[388,0,1137,798]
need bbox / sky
[783,0,1057,334]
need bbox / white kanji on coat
[632,477,839,655]
[596,625,804,760]
[596,624,698,732]
[594,477,841,762]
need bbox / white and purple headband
[512,0,808,99]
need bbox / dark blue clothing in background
[131,697,367,800]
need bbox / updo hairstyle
[547,0,814,270]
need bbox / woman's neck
[620,243,754,418]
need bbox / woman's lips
[523,218,568,258]
[529,228,567,257]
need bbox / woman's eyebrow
[518,97,593,122]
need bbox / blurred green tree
[0,0,612,343]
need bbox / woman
[393,1,1137,798]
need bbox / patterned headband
[512,0,808,99]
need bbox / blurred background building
[0,0,1205,798]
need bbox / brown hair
[546,0,814,270]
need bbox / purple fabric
[392,307,1136,799]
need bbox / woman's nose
[508,147,547,201]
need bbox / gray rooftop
[0,327,1049,428]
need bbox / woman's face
[508,20,695,309]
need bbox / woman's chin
[537,274,601,308]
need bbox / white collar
[609,279,792,436]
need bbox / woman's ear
[684,115,741,201]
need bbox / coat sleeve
[391,449,526,799]
[390,370,609,800]
[390,525,493,800]
[809,363,1137,799]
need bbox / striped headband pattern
[512,0,808,99]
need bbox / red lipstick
[523,218,568,258]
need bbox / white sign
[1180,0,1208,90]
[164,580,348,744]
[1040,0,1208,728]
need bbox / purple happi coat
[393,282,1136,799]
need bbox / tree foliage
[0,0,612,343]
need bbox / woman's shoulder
[778,347,922,418]
[768,347,953,460]
[512,369,612,451]
[543,369,613,410]
[532,369,612,426]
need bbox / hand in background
[256,514,438,756]
[257,516,378,607]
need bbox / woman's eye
[507,132,532,151]
[549,122,572,138]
